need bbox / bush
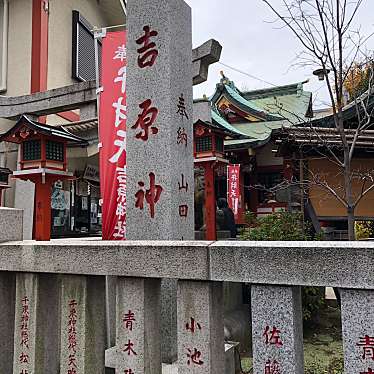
[355,221,374,240]
[240,211,311,241]
[240,211,325,321]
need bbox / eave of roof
[211,82,283,122]
[211,109,250,138]
[0,115,88,145]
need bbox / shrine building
[193,72,313,229]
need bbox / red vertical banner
[99,31,127,240]
[227,164,240,218]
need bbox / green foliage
[240,211,311,241]
[302,286,325,322]
[355,221,374,240]
[304,356,344,374]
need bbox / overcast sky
[184,0,374,109]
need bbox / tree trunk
[347,205,355,241]
[343,152,355,241]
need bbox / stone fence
[0,238,373,373]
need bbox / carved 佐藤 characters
[264,359,280,374]
[263,326,283,348]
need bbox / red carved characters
[124,370,134,374]
[123,339,137,356]
[361,369,374,374]
[263,326,283,348]
[123,310,136,331]
[178,174,188,192]
[264,359,280,374]
[177,127,188,147]
[185,317,201,333]
[358,335,374,360]
[187,348,204,366]
[20,296,30,349]
[179,205,189,218]
[136,26,159,68]
[68,299,78,372]
[177,94,189,119]
[19,296,30,370]
[135,172,163,218]
[132,99,159,141]
[19,352,29,364]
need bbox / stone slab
[0,241,211,279]
[209,240,374,289]
[15,179,34,240]
[251,285,304,374]
[177,280,224,374]
[341,289,374,374]
[193,99,212,124]
[0,207,23,242]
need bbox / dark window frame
[72,10,101,82]
[196,136,212,153]
[23,140,42,161]
[46,140,64,162]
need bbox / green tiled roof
[211,109,250,138]
[207,76,313,148]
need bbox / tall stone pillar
[127,0,194,363]
[341,289,374,374]
[177,281,224,374]
[251,285,304,374]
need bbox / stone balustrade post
[13,273,60,374]
[251,285,304,374]
[177,280,224,374]
[59,275,106,373]
[115,277,161,374]
[341,289,374,374]
[0,273,15,373]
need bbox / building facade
[0,0,124,238]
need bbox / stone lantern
[0,115,87,240]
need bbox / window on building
[72,10,101,82]
[215,137,224,152]
[46,140,64,162]
[196,136,212,153]
[23,140,41,161]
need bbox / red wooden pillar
[34,178,52,241]
[204,162,216,241]
[31,0,49,123]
